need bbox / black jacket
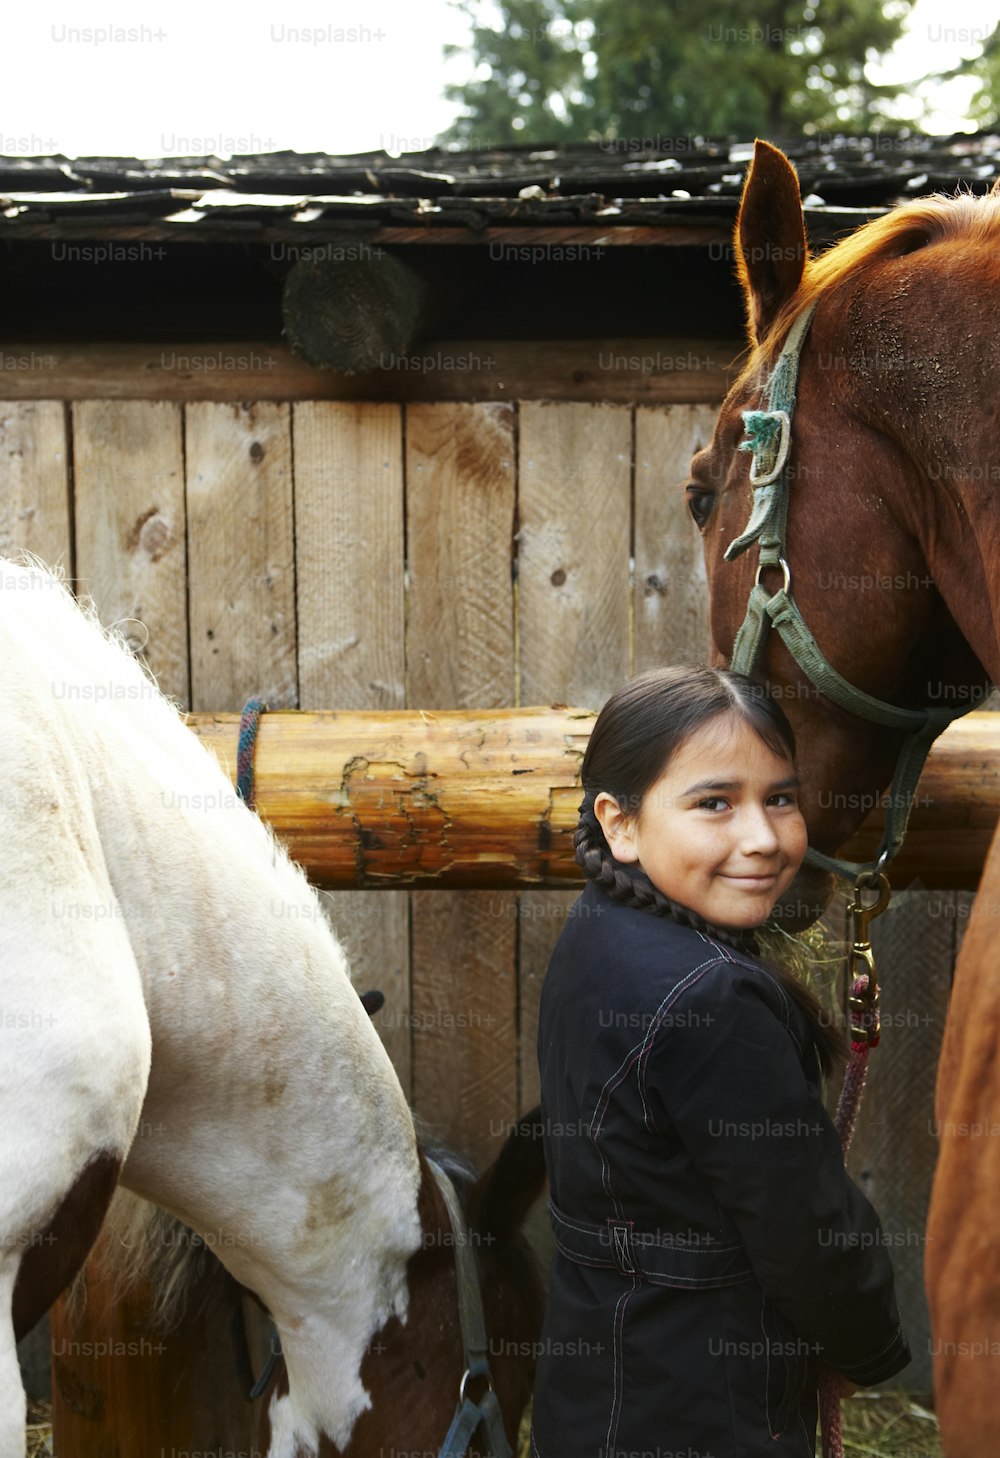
[530,880,910,1458]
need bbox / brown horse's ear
[736,140,809,343]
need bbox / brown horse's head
[688,141,998,923]
[260,1109,546,1456]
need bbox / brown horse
[51,1119,545,1458]
[687,139,1000,1458]
[258,1124,545,1456]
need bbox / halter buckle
[747,409,791,486]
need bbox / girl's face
[595,714,807,931]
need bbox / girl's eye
[768,792,798,807]
[697,797,729,812]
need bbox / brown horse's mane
[738,188,1000,390]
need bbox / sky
[3,0,998,160]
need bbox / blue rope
[236,696,268,810]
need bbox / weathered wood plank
[410,890,519,1160]
[186,402,296,711]
[293,400,410,1088]
[0,401,71,571]
[518,401,632,707]
[406,403,518,1165]
[634,404,717,671]
[72,400,188,704]
[517,401,632,1114]
[295,403,405,710]
[407,403,516,706]
[0,339,742,403]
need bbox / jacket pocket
[762,1297,809,1438]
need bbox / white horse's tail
[72,1191,208,1331]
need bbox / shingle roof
[2,134,998,238]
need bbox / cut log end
[282,251,434,373]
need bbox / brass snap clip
[846,871,891,1046]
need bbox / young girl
[530,665,909,1458]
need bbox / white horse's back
[0,556,425,1458]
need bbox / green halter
[725,301,978,880]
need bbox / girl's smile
[594,715,808,931]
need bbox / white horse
[1,556,541,1458]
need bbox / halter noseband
[725,300,979,880]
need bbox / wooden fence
[0,395,721,1159]
[2,392,969,1392]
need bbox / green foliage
[442,0,917,144]
[965,24,1000,127]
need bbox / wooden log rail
[186,707,1000,891]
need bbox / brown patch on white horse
[12,1152,122,1341]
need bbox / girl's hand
[838,1376,860,1399]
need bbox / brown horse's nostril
[413,1360,427,1379]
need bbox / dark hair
[576,665,845,1075]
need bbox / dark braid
[574,794,758,956]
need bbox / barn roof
[2,133,999,239]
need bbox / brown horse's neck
[892,428,1000,685]
[836,265,1000,685]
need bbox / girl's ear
[594,792,639,864]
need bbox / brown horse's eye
[686,486,715,529]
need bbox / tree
[441,0,918,144]
[945,22,1000,128]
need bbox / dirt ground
[516,1390,943,1458]
[30,1390,943,1458]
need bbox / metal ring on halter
[754,556,791,593]
[458,1366,495,1403]
[856,849,891,890]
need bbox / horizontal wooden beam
[189,707,593,889]
[0,223,732,248]
[0,338,744,402]
[185,708,1000,891]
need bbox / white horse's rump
[0,557,422,1458]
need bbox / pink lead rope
[818,867,889,1458]
[819,1013,871,1458]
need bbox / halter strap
[725,301,817,565]
[725,302,980,879]
[428,1158,512,1458]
